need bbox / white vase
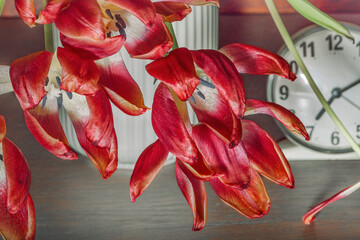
[59,5,219,169]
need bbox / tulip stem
[265,0,360,157]
[43,0,54,52]
[165,22,179,50]
[0,0,5,16]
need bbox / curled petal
[181,154,215,181]
[0,194,36,240]
[130,140,169,202]
[146,48,200,101]
[124,13,173,59]
[242,120,294,189]
[210,170,270,218]
[60,33,125,60]
[190,50,246,118]
[219,44,296,80]
[154,2,192,22]
[36,0,70,24]
[152,84,198,164]
[57,47,100,95]
[303,181,360,225]
[0,115,5,142]
[153,0,219,6]
[55,0,105,40]
[190,84,242,148]
[24,104,77,160]
[10,51,52,110]
[245,99,309,140]
[97,53,149,116]
[106,0,156,25]
[176,160,207,231]
[15,0,37,27]
[63,90,118,179]
[2,138,31,214]
[191,124,250,189]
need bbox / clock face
[267,23,360,153]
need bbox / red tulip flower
[130,44,309,230]
[0,115,36,240]
[10,49,120,179]
[15,0,217,60]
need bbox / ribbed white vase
[59,5,219,169]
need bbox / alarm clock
[267,23,360,159]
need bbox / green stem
[0,0,5,16]
[43,0,54,52]
[165,22,179,50]
[265,0,360,157]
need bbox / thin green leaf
[287,0,354,42]
[0,0,5,16]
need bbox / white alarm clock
[267,23,360,159]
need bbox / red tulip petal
[60,33,125,60]
[153,0,219,6]
[55,0,105,40]
[241,120,294,189]
[181,154,215,181]
[97,53,149,116]
[190,50,246,118]
[62,90,118,179]
[130,139,169,202]
[0,115,6,142]
[0,193,36,240]
[36,0,70,25]
[152,83,198,164]
[220,43,296,80]
[24,103,77,160]
[124,13,173,59]
[189,83,242,148]
[303,181,360,225]
[10,51,52,110]
[106,0,156,25]
[191,124,250,189]
[146,48,200,101]
[57,47,100,96]
[154,2,192,22]
[14,0,37,27]
[2,138,31,214]
[176,159,207,231]
[210,169,270,218]
[245,99,309,140]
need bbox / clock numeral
[279,85,289,100]
[356,125,360,139]
[305,126,314,139]
[325,34,344,51]
[357,42,360,56]
[289,61,298,75]
[331,131,340,145]
[300,41,315,57]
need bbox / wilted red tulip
[0,115,36,239]
[130,44,309,230]
[10,49,119,179]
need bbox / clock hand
[315,78,360,120]
[315,88,340,120]
[342,95,360,111]
[339,78,360,93]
